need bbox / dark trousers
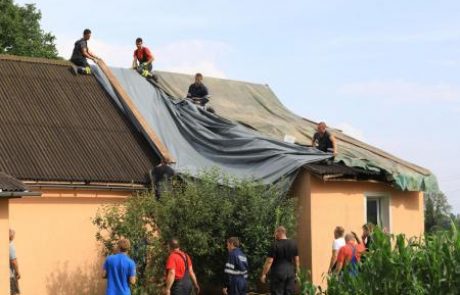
[270,273,295,295]
[228,276,247,295]
[70,58,89,68]
[171,273,193,295]
[10,277,20,295]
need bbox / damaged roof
[154,71,438,192]
[0,172,28,192]
[0,55,159,184]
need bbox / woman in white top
[328,226,346,274]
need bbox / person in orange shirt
[334,233,365,276]
[132,37,155,77]
[164,239,200,295]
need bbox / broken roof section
[0,172,41,197]
[0,55,159,184]
[94,67,332,185]
[153,71,438,192]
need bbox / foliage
[94,170,296,294]
[0,0,59,58]
[325,225,460,295]
[424,192,452,233]
[93,195,160,295]
[297,268,320,295]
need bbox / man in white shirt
[328,226,345,274]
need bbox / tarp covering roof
[94,67,332,185]
[151,71,438,192]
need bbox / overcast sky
[17,0,460,212]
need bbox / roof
[0,55,159,184]
[305,162,382,180]
[0,172,28,192]
[154,71,438,192]
[93,67,332,185]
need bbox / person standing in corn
[70,29,99,75]
[132,37,155,77]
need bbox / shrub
[94,170,296,294]
[326,224,460,295]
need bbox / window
[365,195,390,231]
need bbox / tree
[0,0,59,58]
[424,192,452,233]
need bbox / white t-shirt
[332,237,345,251]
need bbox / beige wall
[9,190,130,295]
[294,171,424,287]
[0,199,9,295]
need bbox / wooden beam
[96,60,174,163]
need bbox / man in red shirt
[164,239,200,295]
[335,233,365,275]
[132,37,154,77]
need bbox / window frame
[364,192,392,232]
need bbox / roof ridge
[0,54,71,66]
[157,70,271,88]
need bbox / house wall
[0,199,9,295]
[294,171,424,287]
[8,190,132,295]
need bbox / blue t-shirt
[104,253,136,295]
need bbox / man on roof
[187,73,210,107]
[70,29,100,75]
[132,37,155,78]
[312,122,338,155]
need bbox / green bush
[94,170,296,294]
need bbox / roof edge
[0,54,70,67]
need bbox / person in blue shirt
[103,238,137,295]
[223,237,248,295]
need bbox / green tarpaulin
[154,71,438,192]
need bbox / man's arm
[202,85,209,97]
[129,275,136,285]
[334,261,343,274]
[187,85,193,98]
[10,258,20,279]
[328,250,338,273]
[132,57,138,69]
[295,255,300,275]
[189,265,200,294]
[334,249,345,275]
[144,48,154,65]
[129,261,137,285]
[80,45,99,62]
[164,268,175,294]
[260,257,273,283]
[330,134,338,155]
[311,134,316,147]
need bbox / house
[152,71,435,286]
[0,55,159,294]
[0,54,436,292]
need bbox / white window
[365,194,391,231]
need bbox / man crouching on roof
[70,29,100,75]
[132,37,155,78]
[187,73,210,107]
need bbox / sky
[16,0,460,212]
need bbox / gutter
[0,191,42,198]
[25,183,148,192]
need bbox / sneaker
[70,64,78,75]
